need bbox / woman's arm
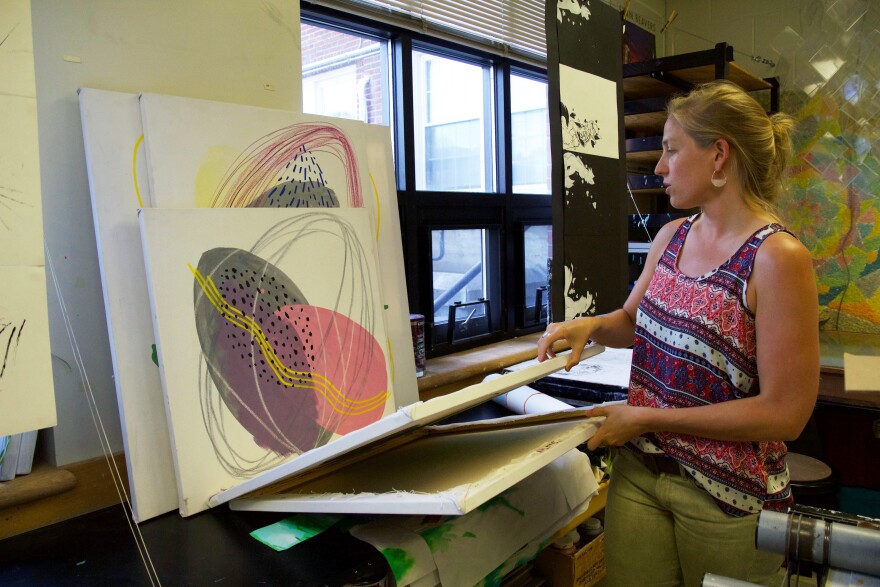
[584,232,820,450]
[538,220,685,371]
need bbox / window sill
[416,332,569,401]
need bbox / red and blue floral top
[628,214,794,516]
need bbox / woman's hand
[583,404,650,451]
[537,317,597,371]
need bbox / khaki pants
[602,448,783,587]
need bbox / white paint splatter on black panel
[563,152,595,208]
[557,0,591,25]
[564,262,597,320]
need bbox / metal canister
[410,313,426,377]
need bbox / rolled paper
[485,373,574,415]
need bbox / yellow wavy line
[133,134,144,209]
[191,267,387,413]
[189,265,389,415]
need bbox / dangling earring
[711,169,727,188]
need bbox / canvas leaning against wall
[139,207,395,516]
[138,93,417,405]
[0,0,56,438]
[0,266,56,436]
[78,89,415,521]
[78,88,176,523]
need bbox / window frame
[302,3,552,357]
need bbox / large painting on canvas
[140,207,394,516]
[79,89,414,521]
[139,93,416,404]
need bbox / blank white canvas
[78,88,177,522]
[139,93,418,406]
[140,207,395,516]
[0,266,56,436]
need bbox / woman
[538,81,819,586]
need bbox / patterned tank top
[628,214,794,516]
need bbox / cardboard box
[535,532,607,587]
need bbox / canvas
[0,0,44,268]
[0,266,56,436]
[138,93,417,405]
[210,347,604,516]
[139,207,395,516]
[78,88,176,522]
[0,95,43,268]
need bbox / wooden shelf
[623,110,667,135]
[623,43,774,101]
[628,188,666,197]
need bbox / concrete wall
[31,0,301,465]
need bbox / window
[431,228,498,346]
[511,73,551,194]
[302,5,552,356]
[412,51,494,192]
[523,223,551,324]
[301,22,391,124]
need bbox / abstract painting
[0,266,56,436]
[139,93,417,403]
[140,207,394,516]
[79,89,415,520]
[548,0,626,323]
[780,92,880,333]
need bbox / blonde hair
[666,80,795,217]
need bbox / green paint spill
[250,513,343,551]
[481,567,505,587]
[381,547,414,582]
[419,523,457,552]
[477,495,525,517]
[151,344,158,366]
[463,531,477,538]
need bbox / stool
[787,452,837,510]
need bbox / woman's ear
[714,138,730,167]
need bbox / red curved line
[210,123,362,208]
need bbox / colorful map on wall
[779,93,880,333]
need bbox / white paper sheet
[844,352,880,392]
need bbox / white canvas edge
[78,88,177,522]
[137,208,188,512]
[227,418,598,516]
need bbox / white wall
[663,0,808,80]
[31,0,301,465]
